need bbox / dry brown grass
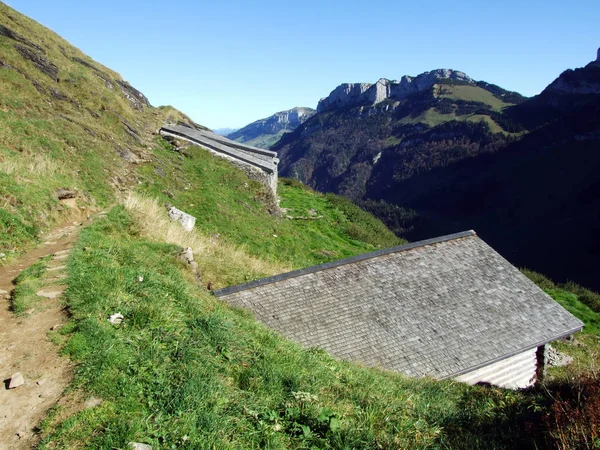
[0,152,63,177]
[123,193,288,288]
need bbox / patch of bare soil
[0,218,88,449]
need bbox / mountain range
[272,55,600,291]
[227,106,315,148]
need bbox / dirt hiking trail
[0,214,98,449]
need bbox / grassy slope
[523,270,600,381]
[2,3,599,448]
[137,138,401,272]
[0,2,194,259]
[36,213,600,448]
[397,84,511,132]
[39,207,545,449]
[439,85,511,111]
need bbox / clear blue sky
[8,0,599,129]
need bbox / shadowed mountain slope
[274,57,600,290]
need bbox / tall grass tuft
[123,193,288,288]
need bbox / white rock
[8,372,24,389]
[182,247,194,263]
[84,397,104,408]
[36,288,65,299]
[546,344,574,367]
[108,313,124,324]
[130,443,153,450]
[168,207,196,231]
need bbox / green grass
[38,207,546,449]
[235,131,287,149]
[523,270,600,380]
[439,85,511,111]
[10,254,51,314]
[0,2,198,259]
[523,270,600,334]
[137,139,402,270]
[397,108,506,134]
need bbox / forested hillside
[274,61,600,290]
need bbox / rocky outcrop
[71,56,151,110]
[0,23,44,52]
[116,80,151,110]
[317,69,474,112]
[14,44,58,80]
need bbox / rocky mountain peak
[317,69,474,113]
[226,107,316,148]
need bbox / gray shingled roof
[215,231,583,379]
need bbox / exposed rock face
[54,188,77,200]
[227,107,315,148]
[0,23,44,52]
[317,69,474,112]
[14,44,58,80]
[71,57,151,110]
[116,80,151,110]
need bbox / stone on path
[47,265,66,272]
[84,397,103,408]
[36,287,66,299]
[8,372,24,389]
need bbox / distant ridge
[274,52,600,291]
[213,127,239,136]
[228,107,315,149]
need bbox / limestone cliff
[317,69,474,113]
[228,107,315,149]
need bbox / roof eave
[442,324,585,380]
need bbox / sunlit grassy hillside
[0,1,197,259]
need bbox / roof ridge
[214,230,476,297]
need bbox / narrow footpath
[0,219,86,449]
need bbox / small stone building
[215,231,583,389]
